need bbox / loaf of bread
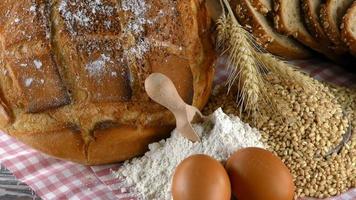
[231,0,311,59]
[0,0,215,165]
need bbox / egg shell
[226,147,295,200]
[172,154,231,200]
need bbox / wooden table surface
[0,164,41,200]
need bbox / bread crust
[272,0,292,35]
[6,125,173,165]
[233,0,311,59]
[250,0,272,15]
[0,0,215,165]
[341,2,356,57]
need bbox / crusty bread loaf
[301,0,348,54]
[0,0,215,165]
[320,0,354,49]
[231,0,311,59]
[341,1,356,57]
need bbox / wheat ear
[216,14,229,50]
[217,0,266,114]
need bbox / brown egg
[226,147,295,200]
[172,154,231,200]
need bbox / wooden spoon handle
[145,73,201,142]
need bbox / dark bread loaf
[231,0,311,59]
[0,0,215,165]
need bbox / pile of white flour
[113,108,265,200]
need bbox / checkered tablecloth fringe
[0,134,117,200]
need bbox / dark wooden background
[0,164,41,200]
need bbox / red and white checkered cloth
[0,58,355,200]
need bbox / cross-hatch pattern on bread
[0,1,70,113]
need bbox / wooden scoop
[145,73,204,142]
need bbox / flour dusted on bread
[59,0,150,61]
[114,108,265,200]
[59,0,116,35]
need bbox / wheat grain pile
[203,73,356,198]
[212,0,354,198]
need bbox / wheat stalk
[215,0,318,118]
[258,53,314,91]
[216,0,267,115]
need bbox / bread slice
[232,0,311,59]
[301,0,348,54]
[272,0,338,58]
[301,1,331,43]
[341,1,356,56]
[250,0,272,15]
[320,0,354,48]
